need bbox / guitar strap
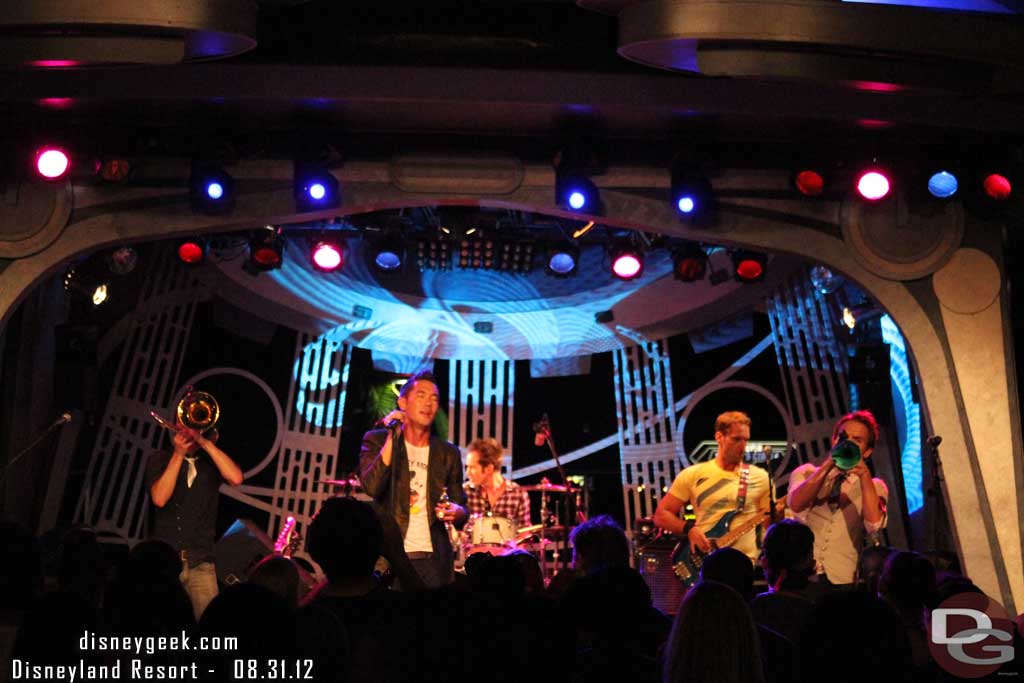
[735,463,750,511]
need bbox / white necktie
[185,456,198,488]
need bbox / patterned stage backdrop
[74,253,204,541]
[765,273,850,468]
[447,359,515,472]
[232,329,353,562]
[613,339,678,534]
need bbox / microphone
[50,412,72,429]
[927,435,942,448]
[383,418,402,430]
[533,413,550,446]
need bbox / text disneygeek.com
[7,630,313,680]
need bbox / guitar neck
[716,500,781,548]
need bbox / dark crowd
[2,507,1022,683]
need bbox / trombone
[150,387,220,441]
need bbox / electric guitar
[670,499,783,586]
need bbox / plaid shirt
[463,479,531,530]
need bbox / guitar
[670,499,784,586]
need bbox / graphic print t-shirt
[403,442,433,553]
[667,459,770,561]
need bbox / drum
[464,514,515,557]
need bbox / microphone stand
[1,414,70,483]
[534,414,580,578]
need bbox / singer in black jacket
[359,371,467,589]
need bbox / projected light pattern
[293,332,349,429]
[881,314,923,513]
[240,239,675,360]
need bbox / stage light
[610,244,643,280]
[671,166,714,223]
[63,266,109,307]
[842,303,882,331]
[547,243,579,276]
[982,173,1012,201]
[416,233,452,271]
[36,146,70,179]
[311,238,344,272]
[673,243,707,282]
[366,227,405,272]
[98,157,132,183]
[793,169,826,197]
[556,172,599,213]
[498,240,534,272]
[106,246,138,275]
[190,165,235,215]
[732,251,766,283]
[177,239,206,265]
[810,265,843,295]
[856,169,891,201]
[295,163,340,211]
[248,228,284,271]
[927,170,959,199]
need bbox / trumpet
[150,387,220,440]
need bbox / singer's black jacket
[359,429,468,570]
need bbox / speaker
[215,518,274,586]
[635,538,686,615]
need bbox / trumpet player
[147,412,243,620]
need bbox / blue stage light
[295,163,340,211]
[927,171,958,199]
[677,196,695,214]
[206,182,224,200]
[190,165,234,215]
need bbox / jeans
[180,560,219,620]
[408,553,451,589]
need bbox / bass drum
[464,514,516,557]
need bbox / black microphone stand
[1,414,70,483]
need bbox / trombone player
[147,391,243,620]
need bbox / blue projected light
[568,191,587,210]
[206,182,224,200]
[881,314,923,514]
[927,171,958,198]
[293,335,348,429]
[677,196,695,214]
[309,183,326,201]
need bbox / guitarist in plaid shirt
[463,437,532,531]
[653,411,771,563]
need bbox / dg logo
[929,591,1019,678]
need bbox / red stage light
[856,170,890,201]
[983,173,1012,201]
[794,170,825,197]
[177,241,204,265]
[253,246,283,269]
[735,259,764,281]
[732,250,767,283]
[36,147,70,179]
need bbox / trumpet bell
[177,390,220,432]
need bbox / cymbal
[316,478,363,489]
[514,524,568,544]
[521,482,571,492]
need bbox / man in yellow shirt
[654,411,771,563]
